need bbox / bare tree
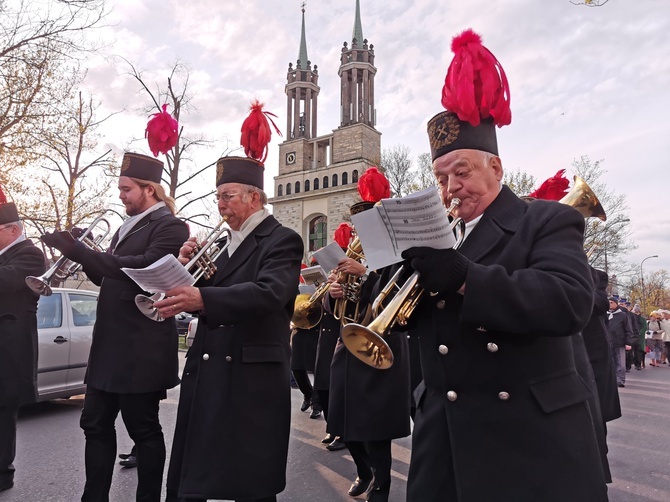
[123,60,224,227]
[625,270,670,316]
[503,168,537,197]
[409,152,436,192]
[380,145,415,197]
[14,88,117,268]
[0,0,108,153]
[571,0,610,6]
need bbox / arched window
[323,176,329,188]
[342,172,348,185]
[286,183,292,195]
[352,170,359,183]
[314,177,319,190]
[305,180,310,192]
[277,184,283,196]
[332,173,338,187]
[295,181,301,193]
[308,216,327,252]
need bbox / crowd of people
[2,28,669,502]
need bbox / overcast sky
[81,0,670,277]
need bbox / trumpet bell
[559,176,607,221]
[25,276,53,296]
[135,292,165,322]
[340,323,394,370]
[292,294,323,329]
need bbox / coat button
[498,391,510,401]
[476,326,487,332]
[487,342,499,353]
[202,353,210,361]
[436,300,446,309]
[225,356,232,362]
[438,344,449,355]
[447,390,458,401]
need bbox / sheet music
[312,242,347,273]
[351,187,457,271]
[300,265,329,286]
[121,254,195,293]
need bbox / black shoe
[0,480,13,493]
[119,455,137,468]
[636,366,642,370]
[300,399,311,412]
[321,433,334,444]
[618,383,625,388]
[310,408,322,419]
[348,476,375,497]
[118,452,133,460]
[326,437,346,451]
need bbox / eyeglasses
[214,192,242,203]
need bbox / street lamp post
[640,255,659,314]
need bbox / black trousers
[0,405,19,485]
[79,387,166,502]
[345,440,393,502]
[292,370,321,410]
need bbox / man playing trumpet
[41,152,188,502]
[401,30,608,501]
[158,102,303,502]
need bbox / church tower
[269,1,381,257]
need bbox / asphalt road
[3,353,669,502]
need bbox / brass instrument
[135,220,232,322]
[332,236,366,325]
[292,282,331,329]
[559,176,607,221]
[291,235,366,329]
[340,198,466,369]
[26,214,112,296]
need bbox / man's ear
[490,156,503,182]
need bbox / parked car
[175,312,196,337]
[186,317,198,348]
[36,287,98,401]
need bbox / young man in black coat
[42,153,189,502]
[0,196,46,493]
[158,156,303,502]
[400,30,608,501]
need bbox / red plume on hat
[441,29,511,128]
[333,222,353,248]
[528,169,570,200]
[0,185,7,204]
[145,104,179,157]
[358,167,390,203]
[240,99,281,163]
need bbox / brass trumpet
[340,198,466,369]
[291,234,366,329]
[559,176,607,221]
[135,220,232,322]
[332,235,366,325]
[26,214,112,296]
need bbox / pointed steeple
[352,0,364,47]
[298,3,309,68]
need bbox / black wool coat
[0,240,46,405]
[407,186,608,502]
[582,267,621,424]
[66,206,189,393]
[313,311,340,391]
[167,215,303,501]
[327,268,411,442]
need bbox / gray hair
[241,184,268,206]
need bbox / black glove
[401,247,470,294]
[70,227,86,239]
[41,230,77,256]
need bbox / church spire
[352,0,364,47]
[298,2,309,68]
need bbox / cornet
[340,198,466,369]
[26,214,112,296]
[135,220,232,322]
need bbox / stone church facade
[268,1,381,258]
